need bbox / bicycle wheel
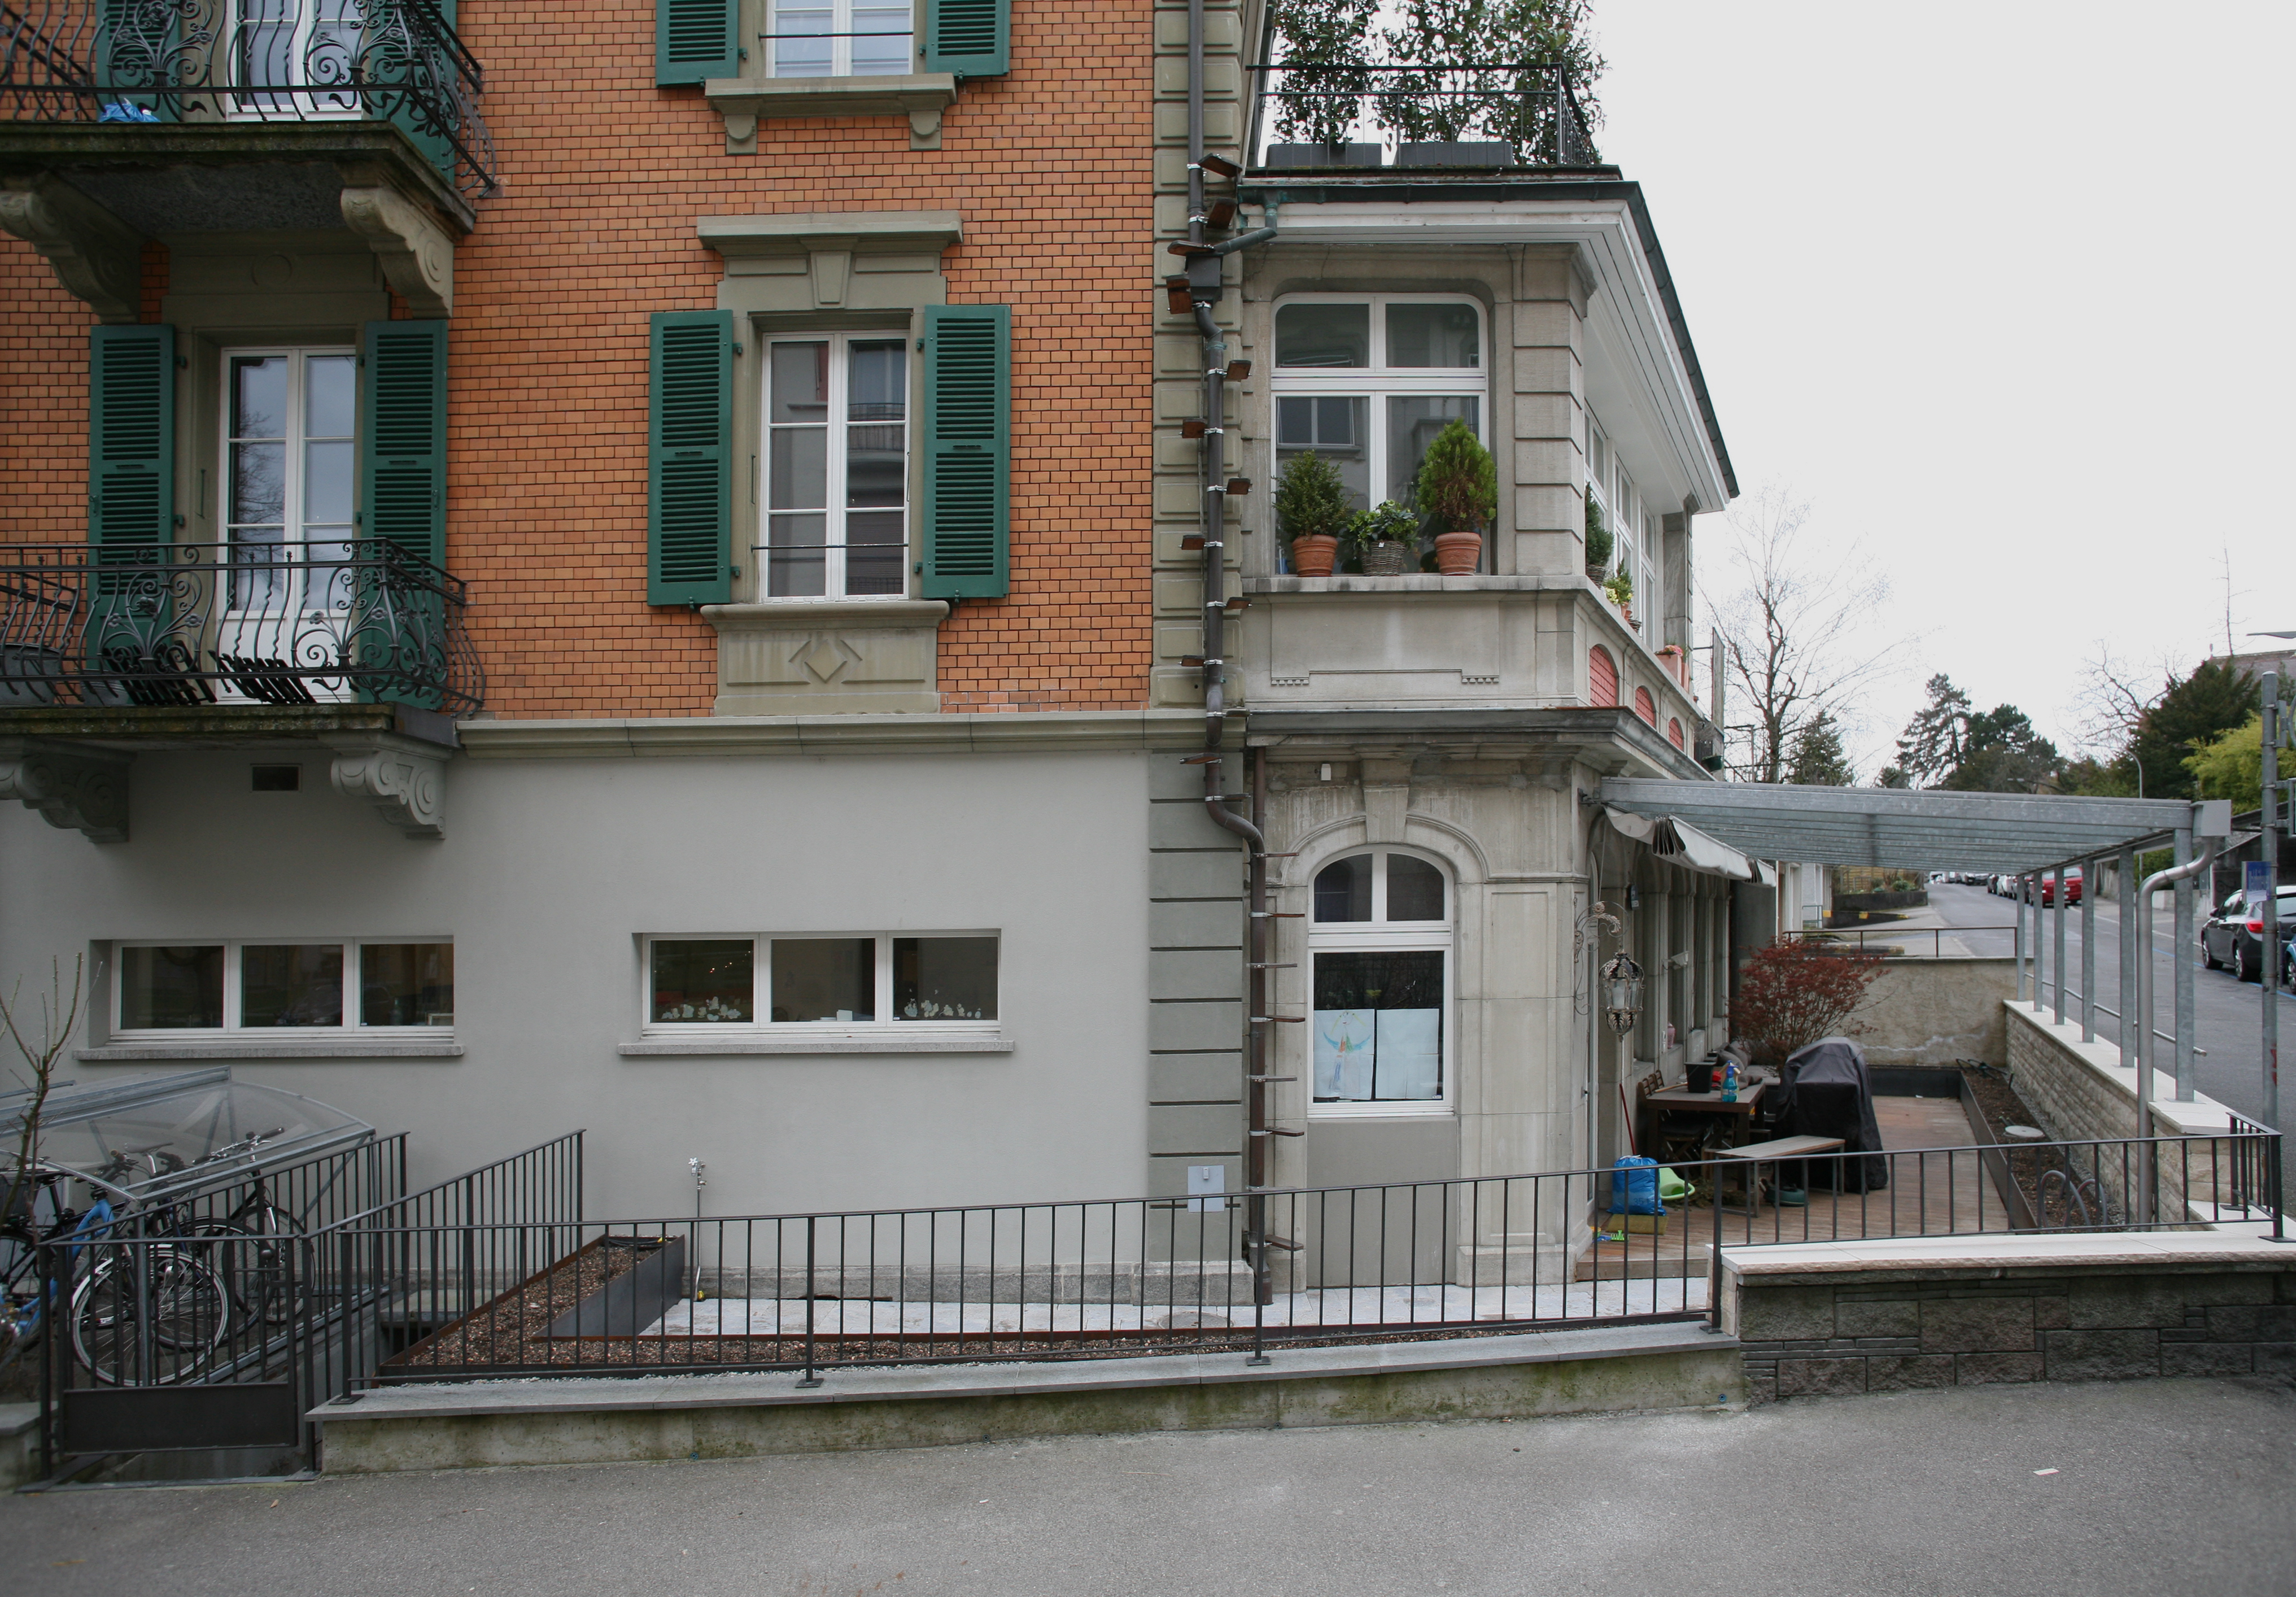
[72,1250,231,1385]
[197,1205,305,1329]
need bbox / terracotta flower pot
[1434,530,1483,575]
[1290,533,1339,577]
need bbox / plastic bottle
[1721,1059,1739,1102]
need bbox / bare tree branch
[1709,486,1911,784]
[1,957,84,1241]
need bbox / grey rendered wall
[0,747,1154,1218]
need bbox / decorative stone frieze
[322,733,448,839]
[0,738,132,843]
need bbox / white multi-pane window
[762,334,910,599]
[767,0,914,76]
[114,941,454,1034]
[644,935,998,1034]
[229,0,361,116]
[1271,295,1486,544]
[221,348,355,618]
[1587,417,1658,621]
[1307,851,1453,1116]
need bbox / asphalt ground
[1924,882,2288,1127]
[4,1378,2292,1596]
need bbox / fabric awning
[1602,807,1760,881]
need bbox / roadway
[1916,881,2287,1128]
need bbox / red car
[2032,867,2083,906]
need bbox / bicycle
[62,1148,234,1385]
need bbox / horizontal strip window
[113,941,453,1036]
[644,933,997,1035]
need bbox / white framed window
[228,0,362,117]
[1306,851,1452,1117]
[220,346,356,619]
[113,940,453,1036]
[1271,294,1486,540]
[1588,416,1659,621]
[767,0,915,77]
[760,333,911,599]
[643,933,998,1037]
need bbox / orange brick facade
[0,0,1159,718]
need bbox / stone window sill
[704,74,959,152]
[621,1031,1012,1057]
[78,1040,463,1061]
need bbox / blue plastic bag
[1608,1155,1663,1215]
[100,101,160,123]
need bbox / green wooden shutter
[359,320,449,567]
[648,311,733,606]
[924,0,1009,76]
[89,325,175,553]
[919,304,1009,600]
[658,0,738,83]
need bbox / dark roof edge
[1240,174,1738,501]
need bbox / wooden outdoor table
[1643,1080,1766,1151]
[1716,1133,1847,1218]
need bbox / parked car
[2199,887,2296,983]
[2036,866,2083,907]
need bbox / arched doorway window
[1308,850,1452,1115]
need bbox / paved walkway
[3,1378,2289,1595]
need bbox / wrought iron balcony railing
[0,540,483,715]
[1252,59,1599,168]
[0,0,495,197]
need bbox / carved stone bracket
[340,184,455,316]
[322,733,448,838]
[0,738,132,843]
[0,177,145,324]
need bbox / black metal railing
[0,539,484,716]
[29,1131,577,1479]
[289,1129,2277,1390]
[1253,59,1598,168]
[0,0,495,196]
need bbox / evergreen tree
[1939,704,2062,793]
[1893,674,1972,788]
[2123,658,2258,801]
[1786,712,1856,786]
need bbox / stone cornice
[701,76,962,152]
[698,210,964,258]
[457,709,1215,760]
[702,599,950,631]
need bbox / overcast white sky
[1590,1,2296,775]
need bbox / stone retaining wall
[1730,1260,2296,1403]
[1855,957,2016,1068]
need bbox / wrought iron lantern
[1600,951,1645,1036]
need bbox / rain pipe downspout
[1178,0,1281,1316]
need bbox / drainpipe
[1179,0,1281,1310]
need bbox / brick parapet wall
[1735,1263,2296,1402]
[2,0,1159,718]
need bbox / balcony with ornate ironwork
[0,539,482,841]
[0,0,491,318]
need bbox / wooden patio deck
[1578,1094,2014,1280]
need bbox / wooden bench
[1716,1134,1847,1211]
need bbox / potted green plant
[1274,450,1352,577]
[1603,568,1635,627]
[1348,500,1420,576]
[1583,495,1612,580]
[1413,419,1496,575]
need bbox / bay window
[1307,851,1452,1115]
[1271,295,1486,546]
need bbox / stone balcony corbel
[321,732,448,839]
[0,174,144,324]
[0,738,132,843]
[704,73,960,154]
[339,180,456,316]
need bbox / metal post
[2053,863,2067,1026]
[2080,854,2097,1043]
[2028,874,2043,1011]
[2119,845,2140,1067]
[2264,673,2282,1138]
[2015,874,2028,1002]
[2174,824,2196,1102]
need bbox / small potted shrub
[1275,450,1351,577]
[1349,500,1421,576]
[1413,420,1496,575]
[1604,568,1636,627]
[1584,496,1613,581]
